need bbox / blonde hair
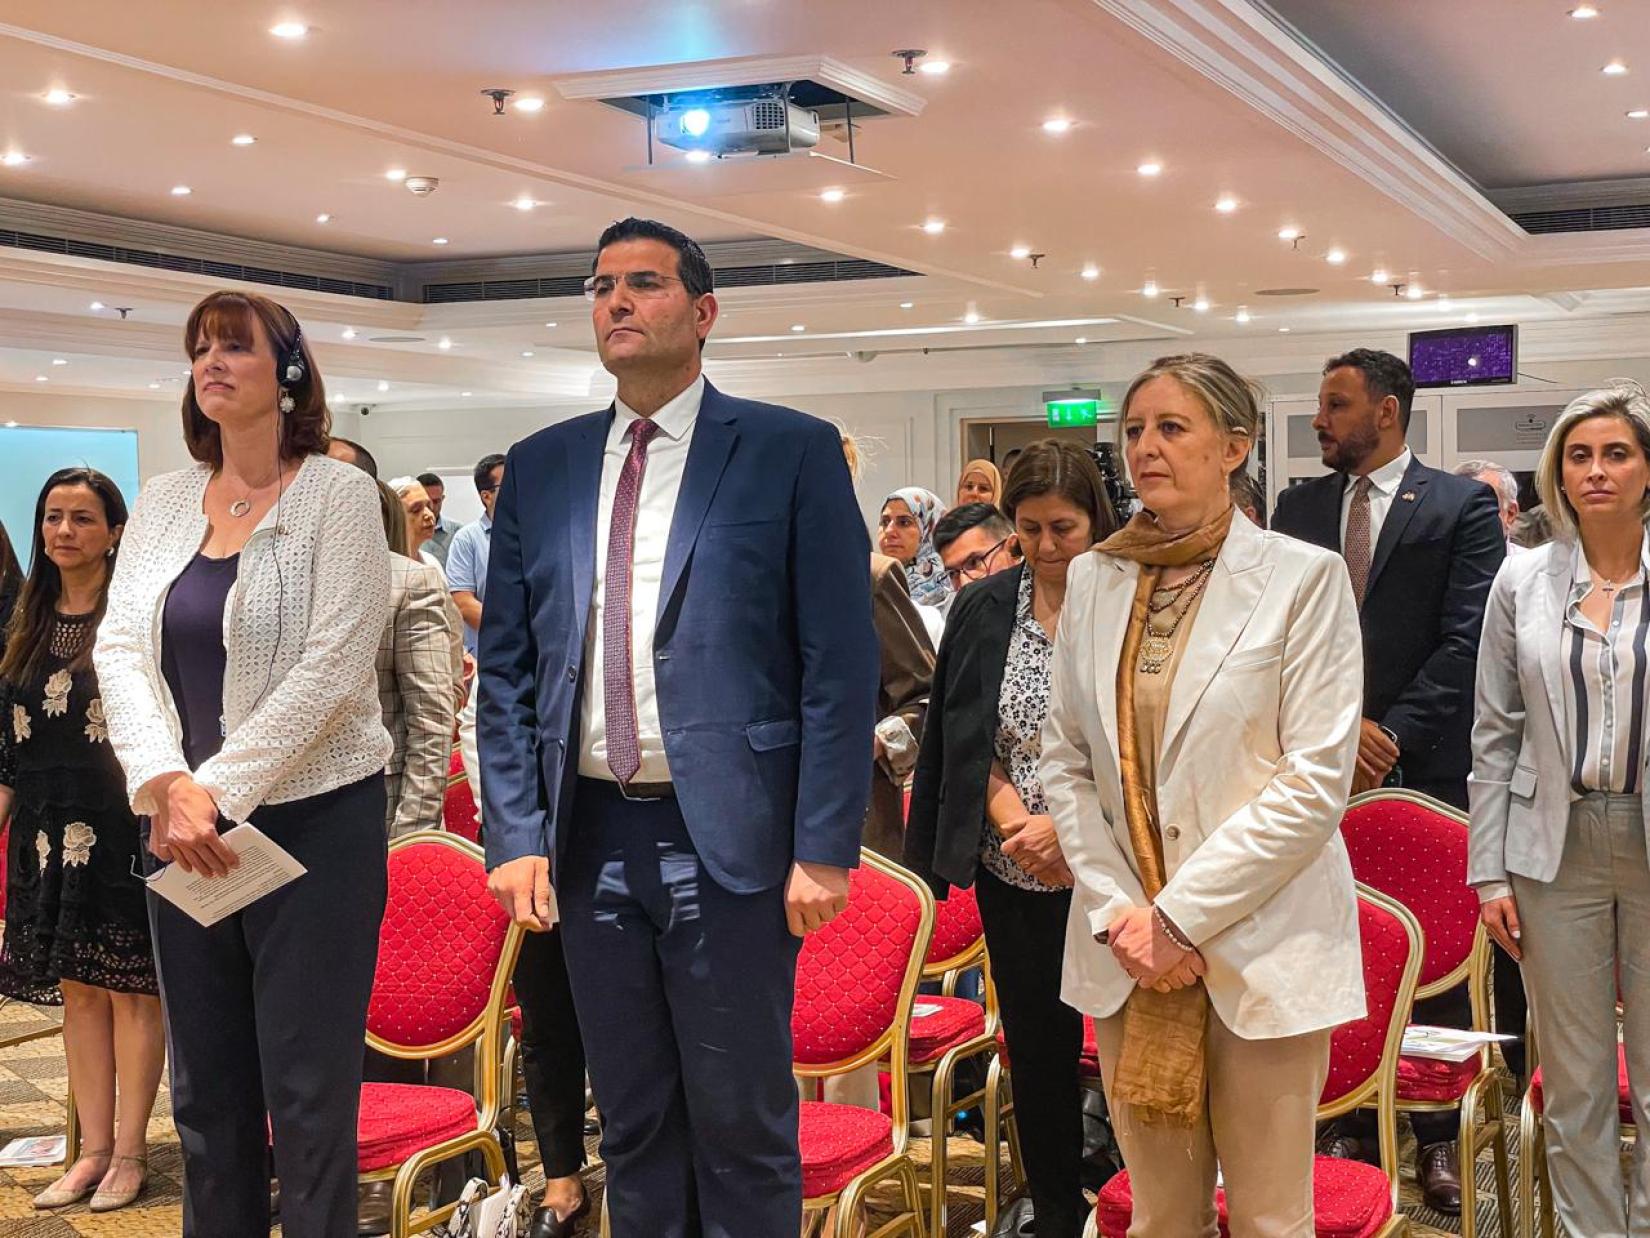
[1119,353,1264,444]
[839,431,862,482]
[1534,379,1650,538]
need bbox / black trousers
[511,925,588,1178]
[973,866,1088,1238]
[145,775,387,1238]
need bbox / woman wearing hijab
[1042,353,1364,1233]
[957,459,1004,510]
[879,487,952,602]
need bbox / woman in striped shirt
[1470,379,1650,1237]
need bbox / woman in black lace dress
[0,468,161,1214]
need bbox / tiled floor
[0,996,1499,1236]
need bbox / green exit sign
[1046,398,1100,428]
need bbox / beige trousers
[1093,1009,1330,1238]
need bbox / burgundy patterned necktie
[1345,475,1373,609]
[604,418,660,784]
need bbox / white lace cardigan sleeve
[193,472,391,823]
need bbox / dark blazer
[864,554,933,861]
[477,380,880,893]
[904,561,1025,895]
[1272,454,1504,802]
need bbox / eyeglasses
[477,483,499,494]
[583,271,687,302]
[945,536,1011,586]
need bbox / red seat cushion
[357,1083,477,1172]
[509,1006,522,1040]
[799,1101,894,1197]
[1530,1044,1633,1122]
[908,996,986,1064]
[1094,1157,1392,1238]
[1397,1050,1481,1102]
[997,1014,1098,1078]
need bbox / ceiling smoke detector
[404,176,440,197]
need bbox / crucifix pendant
[1602,580,1618,595]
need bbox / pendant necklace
[1139,561,1216,674]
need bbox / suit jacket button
[566,665,576,682]
[1164,825,1181,841]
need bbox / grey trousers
[1513,792,1650,1238]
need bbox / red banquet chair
[794,849,935,1238]
[1341,789,1514,1237]
[441,749,481,843]
[1090,883,1422,1238]
[360,830,523,1237]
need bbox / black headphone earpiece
[281,324,307,388]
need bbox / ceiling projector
[656,96,821,157]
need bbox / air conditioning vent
[1511,203,1650,234]
[422,258,915,303]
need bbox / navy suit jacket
[477,380,879,894]
[1271,455,1504,799]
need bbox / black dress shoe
[529,1194,591,1238]
[1315,1132,1373,1163]
[1418,1142,1462,1215]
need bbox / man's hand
[164,776,239,878]
[1482,895,1523,962]
[1000,815,1069,884]
[488,855,555,932]
[1355,718,1399,789]
[785,861,850,938]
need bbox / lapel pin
[1400,491,1417,502]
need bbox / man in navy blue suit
[479,217,878,1237]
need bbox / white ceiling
[0,0,1648,410]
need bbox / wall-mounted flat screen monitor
[1408,324,1518,388]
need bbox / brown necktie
[1345,476,1373,609]
[604,418,659,784]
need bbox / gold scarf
[1095,505,1233,1125]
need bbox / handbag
[433,1175,531,1238]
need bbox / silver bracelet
[1154,906,1194,952]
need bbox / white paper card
[913,1002,945,1018]
[0,1135,66,1166]
[1401,1025,1519,1063]
[144,824,306,927]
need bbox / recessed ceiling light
[1277,226,1301,241]
[1074,336,1087,344]
[963,310,981,324]
[1278,326,1291,333]
[1604,60,1629,75]
[89,301,104,310]
[170,185,192,196]
[544,321,557,328]
[269,21,308,39]
[432,237,449,245]
[385,168,407,182]
[1141,279,1160,298]
[43,89,76,106]
[790,324,806,333]
[1370,268,1389,284]
[684,150,712,164]
[438,338,453,350]
[819,187,846,203]
[51,358,66,366]
[1465,312,1481,323]
[34,375,48,383]
[512,96,546,113]
[1406,284,1425,300]
[2,420,15,427]
[1193,297,1210,313]
[1325,247,1347,264]
[918,60,951,76]
[1081,264,1100,281]
[461,391,473,397]
[521,350,534,357]
[1235,308,1251,323]
[147,383,160,390]
[1009,245,1031,260]
[315,212,332,223]
[1630,109,1650,119]
[232,133,257,146]
[1042,117,1072,134]
[376,380,390,392]
[922,218,946,234]
[2,152,32,167]
[513,196,535,211]
[1214,196,1239,213]
[1136,161,1163,177]
[1570,4,1600,15]
[1436,295,1453,310]
[341,327,356,339]
[899,301,914,309]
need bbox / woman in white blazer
[1042,353,1365,1235]
[1470,380,1650,1238]
[93,290,391,1238]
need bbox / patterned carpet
[0,995,1527,1236]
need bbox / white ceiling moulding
[1094,0,1524,262]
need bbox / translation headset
[256,313,307,715]
[277,324,307,413]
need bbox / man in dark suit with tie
[479,217,878,1237]
[1272,347,1506,1213]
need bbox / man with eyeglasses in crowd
[935,500,1021,591]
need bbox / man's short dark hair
[933,502,1013,557]
[416,471,443,491]
[331,436,378,478]
[474,453,506,493]
[594,217,714,298]
[1324,348,1416,431]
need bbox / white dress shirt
[578,374,704,782]
[1338,447,1413,551]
